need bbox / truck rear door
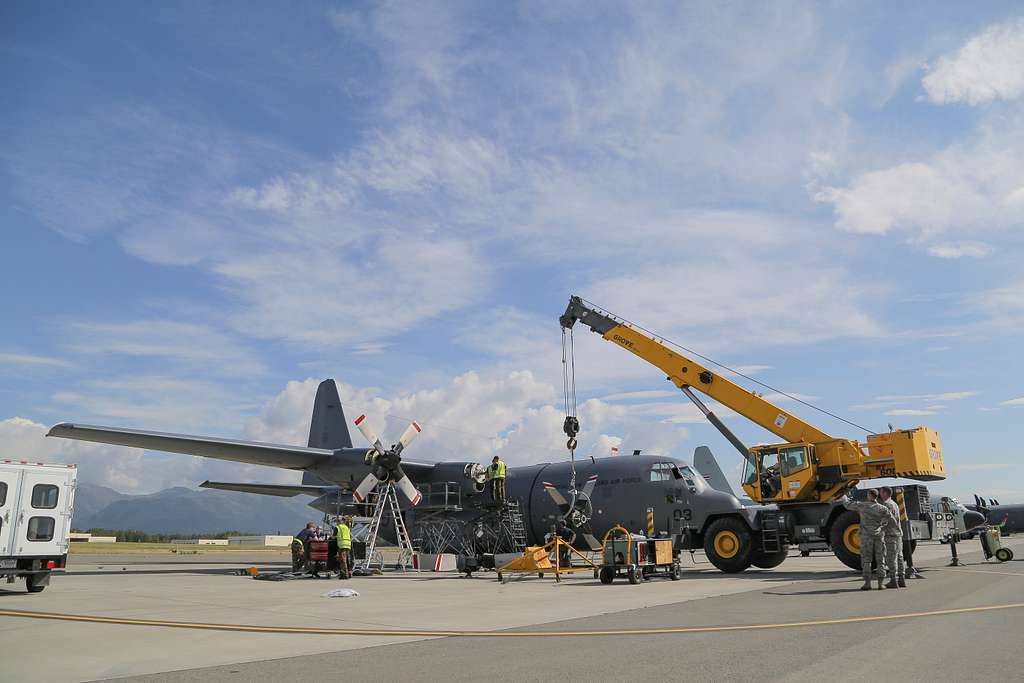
[0,464,21,559]
[13,468,71,558]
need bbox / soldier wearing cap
[842,489,898,590]
[879,486,907,588]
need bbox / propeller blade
[542,482,569,509]
[397,421,422,451]
[394,473,422,505]
[580,474,599,499]
[354,414,385,453]
[974,494,982,507]
[352,472,379,503]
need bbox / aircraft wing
[199,481,340,497]
[47,423,334,470]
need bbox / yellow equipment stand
[496,537,597,583]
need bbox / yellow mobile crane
[561,296,947,571]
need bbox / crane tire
[751,547,788,569]
[703,518,753,573]
[830,510,863,571]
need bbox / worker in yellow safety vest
[487,455,507,505]
[336,516,352,579]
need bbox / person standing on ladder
[488,455,507,505]
[336,516,352,579]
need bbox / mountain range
[72,482,318,535]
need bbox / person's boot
[860,580,872,590]
[877,576,886,589]
[897,577,907,588]
[886,577,899,589]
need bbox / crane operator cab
[741,444,814,503]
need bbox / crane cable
[561,326,580,507]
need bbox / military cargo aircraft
[48,379,785,569]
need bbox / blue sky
[2,2,1022,500]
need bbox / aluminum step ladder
[503,499,528,552]
[359,482,418,573]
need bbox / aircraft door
[0,465,20,557]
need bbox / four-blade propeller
[541,474,601,549]
[352,414,423,506]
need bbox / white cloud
[816,115,1024,246]
[66,320,265,376]
[952,463,1011,472]
[1000,397,1024,406]
[601,390,678,401]
[0,352,71,368]
[885,408,938,416]
[876,391,979,402]
[922,19,1024,105]
[926,241,993,259]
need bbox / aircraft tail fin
[303,379,352,486]
[693,446,737,497]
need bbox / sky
[1,2,1022,501]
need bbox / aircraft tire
[703,518,753,573]
[750,547,788,569]
[830,510,862,571]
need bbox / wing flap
[199,481,337,497]
[47,423,333,470]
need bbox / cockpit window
[649,463,673,482]
[680,466,704,491]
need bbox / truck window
[0,481,6,506]
[32,484,59,509]
[779,447,809,477]
[28,516,55,542]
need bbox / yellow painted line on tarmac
[1,603,1023,638]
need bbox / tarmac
[1,536,1022,682]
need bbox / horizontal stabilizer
[199,481,338,497]
[47,423,334,470]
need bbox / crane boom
[560,295,945,506]
[560,296,831,443]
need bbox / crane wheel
[751,547,788,569]
[703,518,753,573]
[830,510,864,571]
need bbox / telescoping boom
[560,296,945,506]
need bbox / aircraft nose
[964,510,986,530]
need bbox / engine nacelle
[428,461,487,496]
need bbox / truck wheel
[830,510,862,571]
[703,518,753,573]
[26,574,47,593]
[995,548,1014,562]
[599,566,614,584]
[751,547,788,569]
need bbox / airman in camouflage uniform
[842,489,898,590]
[291,537,305,572]
[879,486,907,588]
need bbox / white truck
[0,460,77,593]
